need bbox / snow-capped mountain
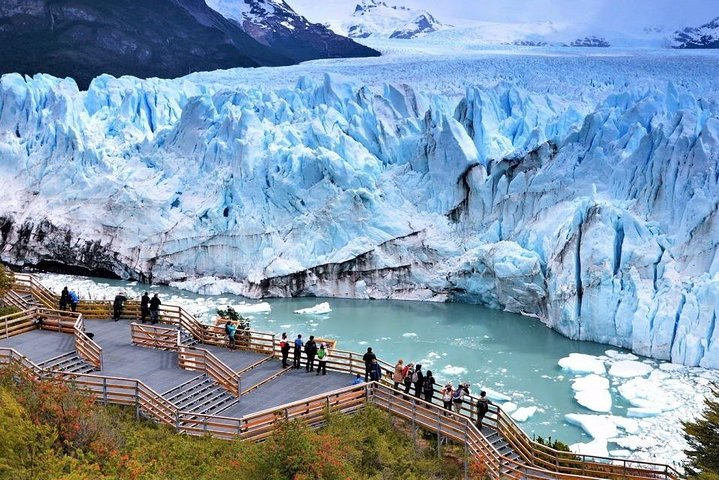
[342,0,448,39]
[205,0,379,62]
[0,0,378,90]
[673,16,719,48]
[1,50,718,368]
[0,0,289,90]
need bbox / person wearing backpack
[305,336,318,372]
[280,332,291,368]
[293,334,303,368]
[412,364,424,399]
[422,370,436,403]
[452,382,470,414]
[369,358,382,381]
[362,347,376,381]
[316,343,329,375]
[441,383,454,411]
[402,363,414,394]
[225,321,237,349]
[476,390,493,429]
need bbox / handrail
[177,345,241,397]
[73,312,103,370]
[0,309,37,339]
[130,322,179,351]
[7,273,679,480]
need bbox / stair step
[175,387,226,410]
[166,379,215,404]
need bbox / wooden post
[411,397,417,445]
[135,382,140,419]
[437,409,441,458]
[463,421,468,480]
[102,377,108,405]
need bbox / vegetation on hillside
[684,382,719,479]
[0,365,481,479]
[0,263,12,297]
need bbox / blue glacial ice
[0,55,718,368]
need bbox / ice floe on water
[441,365,468,376]
[511,406,538,422]
[559,350,719,468]
[558,353,606,375]
[294,302,331,315]
[402,332,417,338]
[571,374,612,413]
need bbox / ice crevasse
[0,72,718,368]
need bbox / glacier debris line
[0,71,717,368]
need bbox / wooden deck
[0,272,682,480]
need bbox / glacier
[1,49,719,368]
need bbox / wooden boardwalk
[0,273,681,480]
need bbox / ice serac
[1,71,719,368]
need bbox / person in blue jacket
[68,290,79,312]
[293,334,303,368]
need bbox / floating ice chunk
[441,365,468,376]
[618,377,678,412]
[605,350,639,361]
[564,414,618,439]
[609,449,632,457]
[484,388,511,402]
[294,302,331,315]
[570,439,609,458]
[572,374,610,392]
[501,401,517,414]
[558,353,606,375]
[511,406,537,422]
[229,302,272,314]
[571,374,612,412]
[608,360,653,378]
[575,390,612,413]
[402,332,417,337]
[626,407,663,418]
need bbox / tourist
[305,335,317,372]
[280,332,291,368]
[149,293,161,324]
[369,358,382,382]
[225,320,237,349]
[68,290,79,312]
[362,347,376,381]
[392,359,404,390]
[441,383,454,411]
[413,364,424,399]
[112,291,127,321]
[476,390,493,429]
[350,373,364,385]
[452,382,470,414]
[316,343,329,375]
[59,287,69,310]
[293,334,303,368]
[402,362,414,394]
[422,370,436,403]
[140,292,150,323]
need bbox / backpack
[423,377,434,393]
[404,368,413,384]
[317,349,326,360]
[411,370,419,383]
[478,398,489,414]
[442,388,453,402]
[452,387,464,402]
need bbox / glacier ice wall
[0,70,718,367]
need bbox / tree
[0,264,12,298]
[684,382,719,477]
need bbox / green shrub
[684,382,719,477]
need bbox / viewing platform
[1,273,680,480]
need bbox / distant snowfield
[1,40,719,378]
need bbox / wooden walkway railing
[130,322,179,351]
[3,273,681,480]
[177,345,241,397]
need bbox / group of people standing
[59,287,161,323]
[114,291,161,323]
[390,359,493,429]
[277,333,331,375]
[58,287,79,312]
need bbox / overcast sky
[289,0,717,30]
